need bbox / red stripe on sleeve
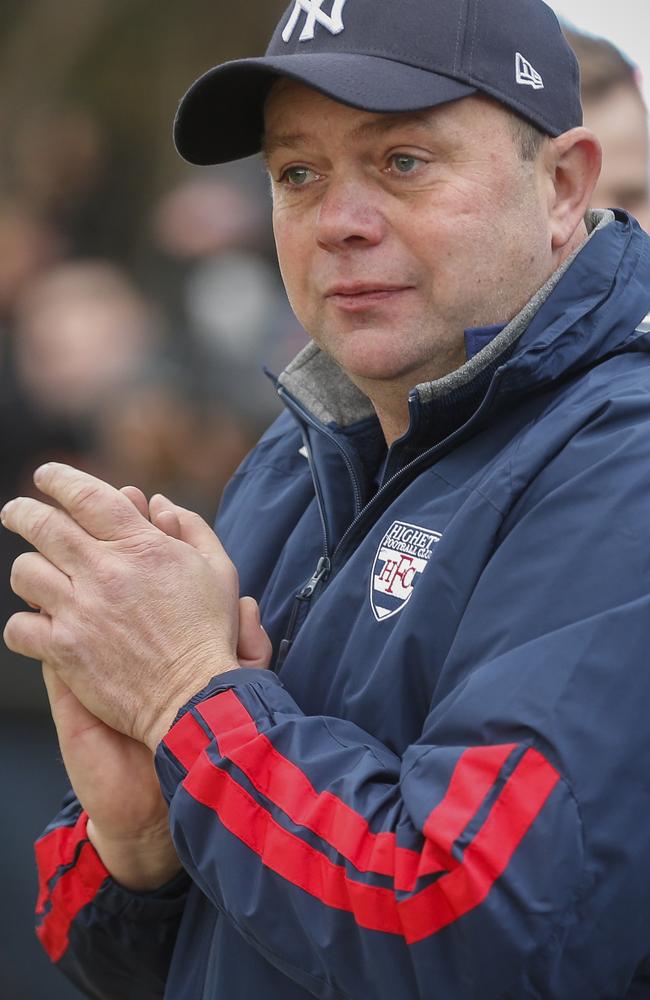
[192,690,516,893]
[35,821,86,915]
[399,747,560,943]
[36,815,110,963]
[412,743,517,888]
[163,711,211,771]
[183,750,403,935]
[197,690,422,885]
[196,689,258,757]
[181,744,559,942]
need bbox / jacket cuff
[155,668,284,803]
[35,811,111,963]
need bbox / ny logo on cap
[515,52,544,90]
[282,0,347,43]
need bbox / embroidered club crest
[282,0,347,43]
[370,521,441,622]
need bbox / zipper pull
[276,557,331,669]
[297,556,331,599]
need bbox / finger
[150,494,228,561]
[1,497,90,574]
[32,463,152,542]
[120,486,150,521]
[151,508,181,540]
[123,486,182,539]
[10,551,72,615]
[237,597,272,669]
[4,610,52,661]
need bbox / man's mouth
[324,283,414,310]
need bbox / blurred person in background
[13,260,159,423]
[564,26,650,231]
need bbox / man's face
[584,84,650,233]
[264,82,555,394]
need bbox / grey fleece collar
[278,209,615,428]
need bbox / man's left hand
[3,463,242,750]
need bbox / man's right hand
[43,664,181,891]
[42,487,272,891]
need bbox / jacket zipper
[274,388,363,670]
[275,556,331,669]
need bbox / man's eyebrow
[262,133,311,162]
[262,111,436,162]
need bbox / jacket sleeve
[35,790,189,1000]
[154,398,650,1000]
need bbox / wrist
[87,817,182,892]
[145,661,241,751]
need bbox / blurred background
[0,1,648,997]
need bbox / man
[564,26,650,231]
[5,0,650,997]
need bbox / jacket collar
[278,210,650,434]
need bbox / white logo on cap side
[515,52,544,90]
[282,0,347,43]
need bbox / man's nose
[315,177,386,252]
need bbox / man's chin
[315,327,420,379]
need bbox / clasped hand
[2,463,265,751]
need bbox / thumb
[237,597,272,669]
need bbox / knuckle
[51,623,79,664]
[69,480,103,510]
[93,555,126,592]
[26,502,56,544]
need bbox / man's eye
[280,166,317,187]
[389,154,422,174]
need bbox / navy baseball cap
[174,0,582,166]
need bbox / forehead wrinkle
[263,109,437,163]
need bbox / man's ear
[546,128,602,250]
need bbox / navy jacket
[36,213,650,998]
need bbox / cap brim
[174,53,477,165]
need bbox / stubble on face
[264,83,554,432]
